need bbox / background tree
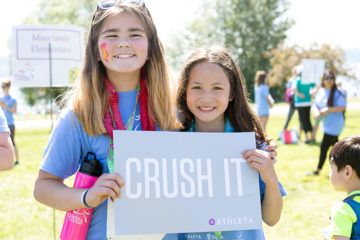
[24,0,96,28]
[167,0,293,100]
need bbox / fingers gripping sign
[243,149,278,184]
[266,140,278,163]
[86,173,124,208]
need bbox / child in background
[328,136,360,240]
[254,70,274,132]
[172,47,286,240]
[33,1,178,239]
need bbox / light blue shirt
[0,108,9,133]
[0,95,16,126]
[315,88,346,136]
[255,85,270,116]
[41,90,141,240]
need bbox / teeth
[115,54,134,58]
[199,107,214,111]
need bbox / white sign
[11,25,84,87]
[107,131,262,239]
[301,58,325,84]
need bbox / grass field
[0,100,359,240]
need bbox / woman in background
[310,70,346,176]
[254,70,274,132]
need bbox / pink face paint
[100,43,109,62]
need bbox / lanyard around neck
[104,74,155,173]
[109,85,140,131]
[107,85,140,173]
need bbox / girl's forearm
[2,104,16,114]
[261,180,283,226]
[329,106,346,113]
[34,171,85,211]
[267,95,274,107]
[0,146,14,170]
[0,133,14,170]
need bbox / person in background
[292,68,315,144]
[0,107,14,170]
[310,70,347,176]
[0,78,18,165]
[327,136,360,239]
[282,67,298,131]
[254,70,274,132]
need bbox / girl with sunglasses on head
[309,70,347,176]
[33,0,179,239]
[169,47,286,240]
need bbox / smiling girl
[171,47,286,240]
[33,1,178,239]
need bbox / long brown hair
[255,70,267,86]
[64,1,179,135]
[176,47,266,141]
[322,70,338,107]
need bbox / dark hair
[322,70,337,107]
[176,47,266,142]
[1,79,11,88]
[255,70,267,86]
[330,136,360,177]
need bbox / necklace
[104,73,155,173]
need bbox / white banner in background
[301,58,325,84]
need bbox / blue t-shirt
[0,94,16,126]
[255,85,270,116]
[40,90,141,240]
[0,108,9,133]
[315,88,346,136]
[164,120,287,240]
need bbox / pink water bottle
[60,152,103,240]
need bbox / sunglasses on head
[97,0,144,10]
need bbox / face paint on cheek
[100,43,109,62]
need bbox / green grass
[264,104,359,239]
[0,101,359,239]
[0,128,65,240]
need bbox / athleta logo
[208,218,216,225]
[208,217,254,226]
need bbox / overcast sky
[1,0,360,58]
